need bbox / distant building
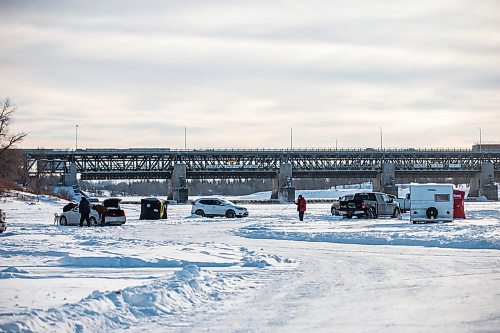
[472,143,500,151]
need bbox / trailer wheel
[426,207,438,219]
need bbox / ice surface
[0,190,499,332]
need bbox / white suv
[191,198,248,218]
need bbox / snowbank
[236,217,500,250]
[241,247,296,268]
[0,265,255,333]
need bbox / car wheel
[90,217,98,226]
[392,208,401,219]
[60,216,67,226]
[225,210,236,218]
[331,208,338,216]
[345,213,353,219]
[195,209,205,217]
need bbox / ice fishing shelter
[453,189,466,219]
[409,184,454,223]
[140,197,168,220]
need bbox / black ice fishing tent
[140,197,168,220]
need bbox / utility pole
[290,127,293,150]
[75,124,78,150]
[379,126,383,150]
[478,127,482,152]
[184,127,187,149]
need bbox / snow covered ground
[0,191,499,332]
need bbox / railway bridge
[21,147,500,202]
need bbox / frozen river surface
[0,196,499,332]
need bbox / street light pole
[379,126,383,150]
[75,124,78,150]
[290,127,293,150]
[184,127,187,149]
[478,127,482,152]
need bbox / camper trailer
[409,184,454,223]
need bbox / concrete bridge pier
[469,162,498,200]
[63,162,78,187]
[270,163,295,202]
[373,163,398,197]
[168,163,189,203]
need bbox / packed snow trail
[146,228,498,333]
[189,241,500,333]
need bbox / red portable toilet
[453,189,466,219]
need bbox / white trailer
[409,184,454,223]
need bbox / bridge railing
[22,147,490,154]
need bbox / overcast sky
[1,0,499,149]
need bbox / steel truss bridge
[22,148,500,181]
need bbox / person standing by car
[294,195,307,221]
[79,197,91,227]
[93,204,107,226]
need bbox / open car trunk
[103,198,125,217]
[103,198,122,208]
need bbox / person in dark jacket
[79,197,91,227]
[294,195,307,221]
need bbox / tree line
[79,177,364,197]
[0,98,27,193]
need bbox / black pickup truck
[339,192,401,219]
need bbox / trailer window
[435,194,450,202]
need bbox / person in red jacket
[295,195,307,221]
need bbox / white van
[409,184,454,223]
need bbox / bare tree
[0,98,27,158]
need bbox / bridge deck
[20,148,500,180]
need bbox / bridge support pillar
[469,162,498,200]
[169,163,189,203]
[373,163,398,197]
[270,163,295,202]
[63,162,78,187]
